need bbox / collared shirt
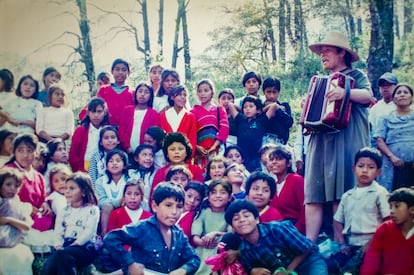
[111,83,129,94]
[165,107,185,132]
[239,221,316,272]
[84,125,101,161]
[103,215,200,274]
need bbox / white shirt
[130,109,146,150]
[165,107,185,132]
[369,99,396,132]
[153,95,169,113]
[84,125,101,162]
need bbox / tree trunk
[158,0,164,59]
[76,0,95,97]
[141,0,151,71]
[367,0,394,99]
[404,0,413,35]
[171,1,183,68]
[279,0,286,64]
[263,0,277,62]
[182,0,191,81]
[346,0,356,41]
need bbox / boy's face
[390,201,414,226]
[353,157,381,187]
[244,78,260,96]
[112,63,129,85]
[263,87,279,103]
[226,165,244,184]
[231,209,259,236]
[152,197,184,230]
[247,179,272,210]
[169,173,189,188]
[242,102,259,119]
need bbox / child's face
[260,149,272,167]
[151,197,183,231]
[231,209,259,236]
[161,75,179,95]
[20,78,37,99]
[112,63,129,85]
[124,185,142,210]
[107,154,125,176]
[65,180,84,207]
[33,154,46,173]
[51,171,67,194]
[14,143,35,170]
[97,78,110,87]
[43,71,60,88]
[88,105,106,128]
[135,148,154,169]
[218,93,234,109]
[226,165,244,184]
[100,130,119,152]
[143,133,157,149]
[390,201,414,226]
[263,87,279,103]
[50,88,65,107]
[226,149,243,165]
[247,179,272,210]
[244,78,260,96]
[172,90,187,109]
[135,85,151,106]
[149,66,162,86]
[209,184,231,212]
[1,176,19,198]
[0,133,16,156]
[353,157,381,187]
[242,101,259,119]
[209,161,226,180]
[184,188,202,212]
[197,83,214,105]
[268,155,289,176]
[169,172,189,188]
[167,142,187,164]
[51,143,68,164]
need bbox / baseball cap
[378,72,398,86]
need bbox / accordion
[300,72,354,132]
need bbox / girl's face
[51,171,68,194]
[33,153,46,173]
[226,149,243,165]
[124,185,142,210]
[209,161,226,180]
[65,180,84,208]
[184,188,202,212]
[143,133,157,148]
[208,184,231,212]
[393,86,413,107]
[20,78,36,99]
[226,165,244,184]
[169,172,189,188]
[112,63,129,85]
[247,179,272,210]
[135,85,151,106]
[242,101,259,119]
[14,143,35,170]
[0,133,16,156]
[135,148,154,169]
[172,90,187,109]
[167,142,187,164]
[162,75,179,95]
[268,155,289,176]
[149,67,162,86]
[107,154,125,176]
[218,94,234,110]
[100,130,119,152]
[197,83,214,105]
[43,71,60,89]
[50,88,65,107]
[0,176,19,198]
[51,143,68,163]
[88,105,106,128]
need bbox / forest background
[1,0,413,146]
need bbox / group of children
[0,58,413,274]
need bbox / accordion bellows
[300,72,354,132]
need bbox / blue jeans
[296,251,328,275]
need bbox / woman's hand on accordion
[326,81,345,102]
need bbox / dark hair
[0,68,14,92]
[184,181,207,200]
[335,47,353,68]
[130,144,155,175]
[389,187,414,208]
[66,172,98,205]
[225,199,259,225]
[34,143,48,174]
[49,164,71,191]
[6,133,38,165]
[167,85,187,106]
[205,155,228,181]
[163,132,192,163]
[259,143,277,156]
[111,58,130,73]
[15,75,39,99]
[122,179,145,198]
[134,82,154,107]
[0,167,23,191]
[354,147,382,168]
[245,171,276,200]
[46,84,65,106]
[262,77,281,92]
[242,71,262,87]
[105,149,129,184]
[144,126,166,152]
[196,79,215,93]
[196,179,232,219]
[224,145,245,163]
[218,88,235,100]
[166,165,192,181]
[268,145,294,173]
[46,138,66,161]
[42,67,61,85]
[241,95,263,112]
[0,129,16,153]
[224,163,245,177]
[81,97,109,127]
[157,69,180,97]
[97,72,111,83]
[98,125,120,157]
[152,181,185,205]
[392,83,414,99]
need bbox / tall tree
[367,0,394,99]
[171,0,183,69]
[263,0,277,62]
[157,0,164,59]
[279,0,286,63]
[139,0,151,71]
[181,0,192,81]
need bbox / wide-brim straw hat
[309,32,359,62]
